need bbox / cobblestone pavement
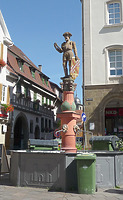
[0,174,123,200]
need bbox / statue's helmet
[63,32,72,38]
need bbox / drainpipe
[13,76,21,89]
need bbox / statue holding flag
[54,32,80,80]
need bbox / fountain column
[57,76,80,153]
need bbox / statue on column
[54,32,80,79]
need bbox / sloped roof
[0,10,13,45]
[7,44,55,95]
[6,64,18,76]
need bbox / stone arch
[99,92,123,135]
[14,112,29,149]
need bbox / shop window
[105,107,123,136]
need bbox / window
[24,87,30,98]
[41,117,44,132]
[46,98,48,105]
[49,119,51,130]
[2,85,6,102]
[30,120,33,133]
[36,117,39,123]
[45,118,48,132]
[49,99,51,105]
[16,83,21,93]
[33,92,37,101]
[17,59,24,72]
[45,79,49,87]
[31,70,35,79]
[109,49,122,76]
[107,2,121,24]
[42,77,45,84]
[42,96,44,105]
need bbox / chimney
[38,65,42,72]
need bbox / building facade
[0,10,13,147]
[82,0,123,138]
[0,11,62,150]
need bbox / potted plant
[0,59,6,67]
[1,104,14,113]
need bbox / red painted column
[57,77,80,153]
[58,111,80,153]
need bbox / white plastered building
[81,0,123,138]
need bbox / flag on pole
[70,57,80,80]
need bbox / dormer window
[45,79,49,87]
[17,59,24,72]
[42,77,45,84]
[31,69,35,79]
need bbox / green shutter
[42,77,44,84]
[24,87,26,97]
[42,96,44,105]
[33,93,37,101]
[32,70,35,79]
[46,80,48,87]
[0,84,2,102]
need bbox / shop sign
[119,108,123,116]
[105,108,117,116]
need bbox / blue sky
[1,0,82,102]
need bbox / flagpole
[81,0,85,145]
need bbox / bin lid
[75,153,96,160]
[89,136,120,149]
[89,136,119,142]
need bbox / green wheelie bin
[75,153,96,194]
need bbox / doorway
[14,115,28,149]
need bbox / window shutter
[33,93,37,101]
[0,84,2,102]
[7,86,10,104]
[0,43,3,60]
[24,87,26,97]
